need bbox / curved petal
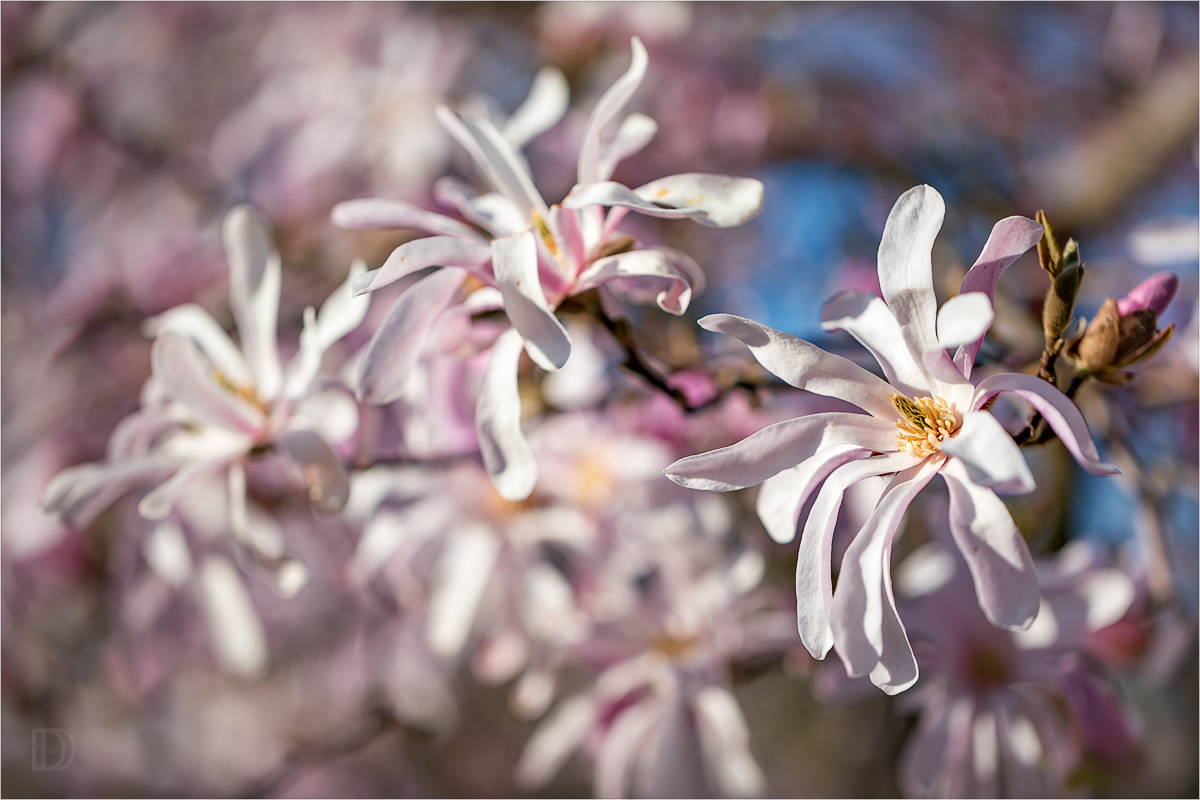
[198,555,267,678]
[452,111,548,218]
[578,36,648,186]
[596,113,658,183]
[477,327,538,501]
[562,180,706,221]
[955,216,1044,376]
[493,230,571,371]
[434,177,527,238]
[151,331,265,435]
[692,686,766,798]
[42,455,182,527]
[144,304,253,387]
[941,458,1039,630]
[356,267,467,405]
[503,66,570,149]
[756,446,870,545]
[427,523,501,657]
[939,411,1036,495]
[829,458,940,689]
[353,236,492,297]
[700,314,900,420]
[972,373,1119,477]
[137,457,233,521]
[795,451,917,658]
[595,698,661,800]
[936,292,994,349]
[330,197,485,242]
[274,428,350,513]
[514,695,597,790]
[286,261,372,399]
[223,205,283,401]
[821,291,932,398]
[664,412,899,492]
[633,173,765,228]
[575,248,700,315]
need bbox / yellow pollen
[212,369,268,413]
[530,210,560,256]
[889,393,959,458]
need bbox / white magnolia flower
[333,36,764,501]
[665,185,1119,695]
[44,205,369,557]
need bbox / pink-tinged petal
[955,216,1044,377]
[936,292,994,349]
[548,205,586,277]
[286,260,372,399]
[595,698,661,800]
[972,372,1119,476]
[796,451,917,658]
[578,36,648,186]
[822,291,932,398]
[692,686,766,798]
[356,267,467,405]
[455,111,548,218]
[633,173,765,228]
[503,66,570,149]
[223,205,283,401]
[198,555,267,678]
[995,704,1048,798]
[633,694,706,799]
[939,411,1036,495]
[492,230,572,371]
[273,429,350,513]
[514,695,597,790]
[700,314,900,420]
[353,236,492,297]
[940,458,1039,630]
[899,694,976,798]
[596,113,658,183]
[330,197,485,242]
[830,458,940,684]
[1117,271,1178,316]
[477,327,538,501]
[664,412,899,492]
[42,456,182,527]
[434,177,527,238]
[152,331,265,435]
[575,248,699,315]
[756,446,870,545]
[427,523,501,658]
[876,185,945,382]
[144,304,253,387]
[138,457,232,520]
[143,520,193,587]
[563,180,707,221]
[107,405,181,459]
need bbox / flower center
[890,393,960,458]
[212,369,269,414]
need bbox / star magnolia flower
[664,185,1119,695]
[44,205,368,545]
[332,36,763,501]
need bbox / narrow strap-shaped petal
[144,304,254,387]
[477,327,539,501]
[198,555,268,677]
[42,455,182,527]
[664,412,899,492]
[822,291,933,399]
[434,177,527,238]
[454,111,548,218]
[514,694,597,790]
[285,261,372,400]
[596,113,658,183]
[356,267,467,405]
[756,446,870,544]
[954,216,1044,377]
[352,236,492,296]
[562,180,707,221]
[632,173,765,228]
[330,197,486,242]
[574,247,700,315]
[578,36,648,186]
[795,451,917,658]
[829,458,940,685]
[503,66,570,149]
[972,373,1119,477]
[595,698,661,800]
[493,230,571,372]
[138,457,233,520]
[273,428,350,513]
[548,205,586,278]
[223,205,283,401]
[427,523,502,657]
[691,686,766,798]
[700,314,900,420]
[151,331,266,435]
[938,411,1036,495]
[936,292,994,349]
[940,458,1039,630]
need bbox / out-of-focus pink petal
[273,429,350,513]
[756,446,869,545]
[939,411,1036,495]
[151,331,265,435]
[42,456,181,527]
[575,248,699,315]
[223,204,283,401]
[286,260,372,399]
[476,328,538,501]
[822,290,932,399]
[503,66,570,149]
[692,686,765,798]
[972,372,1119,476]
[954,216,1044,376]
[137,457,232,521]
[631,173,765,228]
[900,693,977,798]
[665,413,899,492]
[596,113,658,183]
[492,230,571,371]
[330,197,485,242]
[514,694,597,790]
[578,36,648,186]
[634,693,706,799]
[356,267,467,405]
[941,458,1039,630]
[144,304,253,387]
[198,555,268,678]
[426,523,501,658]
[936,292,994,349]
[352,236,492,297]
[700,314,900,420]
[595,697,662,800]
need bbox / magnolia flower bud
[1072,272,1178,378]
[1076,297,1120,373]
[1116,271,1178,317]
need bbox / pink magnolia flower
[333,36,763,501]
[43,205,368,545]
[665,185,1119,694]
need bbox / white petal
[562,180,706,221]
[144,304,253,387]
[973,372,1119,477]
[756,446,869,544]
[356,267,467,405]
[633,173,765,227]
[940,458,1039,630]
[42,455,181,527]
[316,259,371,348]
[434,177,528,238]
[503,66,570,149]
[426,523,501,658]
[198,555,267,678]
[700,314,900,420]
[595,698,661,800]
[578,36,648,185]
[596,113,658,182]
[353,236,492,297]
[492,230,571,372]
[514,695,596,790]
[574,247,700,315]
[692,686,766,798]
[939,411,1036,495]
[137,457,232,521]
[936,292,995,349]
[223,205,283,401]
[477,327,538,501]
[822,291,933,399]
[664,412,899,492]
[273,429,350,513]
[454,111,548,217]
[151,331,265,434]
[143,520,193,587]
[330,197,485,242]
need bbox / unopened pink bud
[1117,272,1178,317]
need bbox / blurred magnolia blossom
[666,185,1119,695]
[333,36,764,502]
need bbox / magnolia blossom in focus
[666,185,1119,694]
[333,36,763,501]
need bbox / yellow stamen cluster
[212,369,268,414]
[530,210,560,257]
[890,393,959,458]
